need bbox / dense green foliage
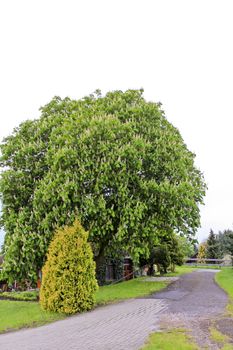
[40,220,98,314]
[202,229,233,260]
[153,245,171,274]
[178,236,195,258]
[218,229,233,257]
[0,89,206,283]
[206,229,220,259]
[140,233,193,274]
[167,235,186,272]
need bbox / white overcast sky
[1,0,233,245]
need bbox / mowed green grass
[0,300,63,333]
[141,329,198,350]
[95,277,168,305]
[215,267,233,298]
[164,265,195,276]
[215,267,233,314]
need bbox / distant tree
[167,235,187,272]
[227,231,233,257]
[177,236,195,259]
[197,242,206,263]
[218,229,233,257]
[206,229,220,259]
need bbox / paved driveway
[0,270,228,350]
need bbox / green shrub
[40,220,98,314]
[1,291,38,301]
[153,244,171,274]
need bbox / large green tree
[0,90,206,283]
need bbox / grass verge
[0,290,38,301]
[164,265,195,277]
[141,329,199,350]
[185,265,223,270]
[0,300,64,333]
[95,277,168,305]
[215,267,233,315]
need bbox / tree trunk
[95,248,106,285]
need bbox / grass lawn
[156,265,221,278]
[141,329,198,350]
[215,267,233,298]
[95,277,168,305]
[164,265,195,276]
[185,264,223,269]
[215,267,233,315]
[0,300,63,333]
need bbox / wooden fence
[184,258,226,268]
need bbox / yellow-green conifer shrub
[39,220,98,314]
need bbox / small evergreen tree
[197,242,206,263]
[206,229,220,259]
[40,220,98,314]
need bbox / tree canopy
[0,89,206,283]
